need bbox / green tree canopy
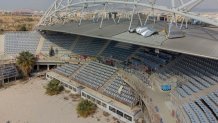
[16,51,36,78]
[77,100,97,118]
[46,79,64,95]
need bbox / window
[117,110,124,117]
[82,92,86,97]
[90,97,95,102]
[87,95,91,99]
[124,114,132,121]
[102,103,107,108]
[109,106,116,113]
[96,100,101,105]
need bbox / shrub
[76,100,97,118]
[46,79,64,95]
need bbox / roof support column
[99,3,107,29]
[129,5,136,30]
[78,3,86,26]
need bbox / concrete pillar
[37,65,40,71]
[47,65,50,71]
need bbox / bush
[77,100,97,118]
[46,79,64,95]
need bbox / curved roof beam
[38,0,218,26]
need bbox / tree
[77,100,97,118]
[49,46,55,57]
[16,51,36,78]
[46,79,64,95]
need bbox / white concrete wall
[81,90,136,123]
[0,35,5,54]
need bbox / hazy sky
[0,0,217,11]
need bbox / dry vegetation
[0,13,40,33]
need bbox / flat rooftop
[37,20,218,60]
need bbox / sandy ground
[0,78,117,123]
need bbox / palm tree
[16,51,36,78]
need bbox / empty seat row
[103,75,138,106]
[74,62,116,89]
[0,64,18,81]
[4,31,40,54]
[183,91,218,123]
[72,38,106,56]
[54,64,81,77]
[158,55,218,98]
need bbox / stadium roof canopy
[37,0,218,60]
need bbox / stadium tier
[183,91,218,123]
[55,63,81,77]
[74,61,117,90]
[1,31,218,123]
[52,61,139,107]
[130,48,175,70]
[101,42,139,61]
[41,34,76,54]
[4,31,40,54]
[157,55,218,98]
[103,75,139,106]
[0,64,18,84]
[72,37,107,56]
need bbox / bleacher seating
[101,41,139,61]
[103,75,139,106]
[41,34,75,54]
[74,61,117,90]
[158,55,218,98]
[183,91,218,123]
[4,31,40,54]
[0,64,18,82]
[72,37,106,56]
[55,63,81,77]
[131,49,174,70]
[183,104,200,123]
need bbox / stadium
[0,0,218,123]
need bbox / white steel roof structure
[38,0,218,27]
[37,0,218,60]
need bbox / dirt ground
[0,77,119,123]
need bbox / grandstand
[183,91,218,123]
[4,31,40,55]
[40,33,79,55]
[1,29,218,123]
[156,55,218,98]
[0,0,218,123]
[0,63,18,85]
[46,62,141,122]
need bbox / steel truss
[37,0,218,28]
